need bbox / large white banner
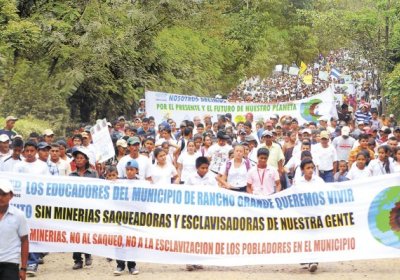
[146,87,338,125]
[1,172,400,265]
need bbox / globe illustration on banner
[368,186,400,249]
[300,99,322,122]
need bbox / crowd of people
[1,95,399,277]
[0,51,397,279]
[227,50,378,109]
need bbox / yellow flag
[303,74,313,85]
[299,61,307,75]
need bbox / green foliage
[0,117,52,139]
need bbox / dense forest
[1,0,400,130]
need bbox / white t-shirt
[117,154,152,180]
[177,152,198,183]
[13,160,50,175]
[150,163,178,185]
[346,164,371,180]
[206,144,232,174]
[219,159,249,189]
[313,143,337,171]
[293,174,325,186]
[0,156,21,172]
[368,158,394,176]
[54,159,72,176]
[332,136,356,161]
[186,172,217,187]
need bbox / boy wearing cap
[113,159,141,276]
[0,179,29,280]
[0,116,18,139]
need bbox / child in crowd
[247,148,281,195]
[185,156,216,271]
[334,160,349,182]
[186,156,217,186]
[368,145,394,176]
[150,148,179,184]
[393,146,400,173]
[292,158,323,272]
[109,161,139,276]
[346,152,371,180]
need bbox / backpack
[225,158,251,175]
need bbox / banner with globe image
[0,172,399,265]
[145,87,338,125]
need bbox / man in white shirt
[12,141,50,276]
[332,126,356,162]
[0,179,29,280]
[48,143,71,176]
[80,132,96,166]
[313,131,337,182]
[0,134,11,160]
[117,137,151,180]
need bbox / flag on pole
[299,61,307,75]
[330,68,341,79]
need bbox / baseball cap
[71,147,89,159]
[126,159,139,169]
[341,126,350,136]
[43,129,54,136]
[238,129,246,135]
[320,130,330,139]
[244,135,257,142]
[394,126,400,132]
[0,179,14,193]
[390,114,394,118]
[0,134,10,142]
[5,116,18,122]
[118,116,126,121]
[116,139,128,148]
[216,130,230,140]
[37,142,51,150]
[302,128,312,135]
[262,130,273,137]
[318,116,328,122]
[127,136,141,145]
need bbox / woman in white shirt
[217,145,251,192]
[177,140,198,184]
[149,148,179,185]
[393,146,400,173]
[346,152,371,180]
[368,145,394,176]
